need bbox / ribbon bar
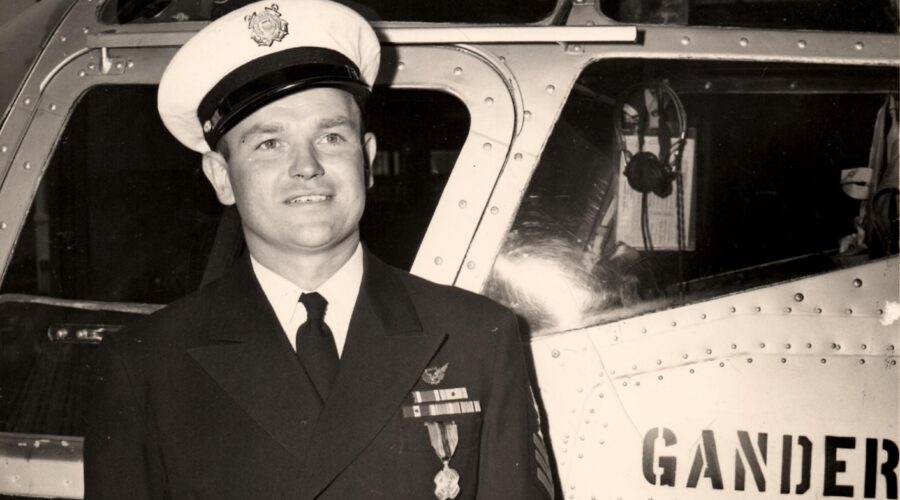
[411,387,469,404]
[402,400,482,418]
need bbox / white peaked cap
[158,0,381,153]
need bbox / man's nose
[289,145,324,179]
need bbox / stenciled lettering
[735,430,767,492]
[781,434,813,495]
[687,430,724,489]
[824,436,856,497]
[642,427,898,497]
[642,427,677,487]
[865,438,899,499]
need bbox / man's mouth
[285,194,332,204]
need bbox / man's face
[202,88,376,260]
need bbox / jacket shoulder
[101,284,207,357]
[389,266,515,327]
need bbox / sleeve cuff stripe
[534,444,551,473]
[536,467,554,498]
[533,433,550,465]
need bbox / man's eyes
[319,133,347,145]
[255,138,282,150]
[250,132,348,151]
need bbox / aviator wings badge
[422,363,449,385]
[245,4,289,47]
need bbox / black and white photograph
[0,0,898,498]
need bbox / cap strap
[198,46,369,149]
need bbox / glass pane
[1,85,469,304]
[102,0,557,24]
[598,0,899,33]
[2,85,215,304]
[484,60,899,337]
[362,90,470,269]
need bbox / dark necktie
[296,292,339,401]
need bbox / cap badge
[422,363,449,385]
[245,4,289,47]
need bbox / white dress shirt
[250,244,364,357]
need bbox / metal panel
[531,257,900,499]
[453,43,581,291]
[0,432,83,499]
[384,45,518,283]
[0,0,76,128]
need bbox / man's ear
[363,132,377,189]
[202,150,236,205]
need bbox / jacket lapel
[187,255,322,463]
[298,252,447,499]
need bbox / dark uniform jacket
[84,250,554,499]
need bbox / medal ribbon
[424,421,458,464]
[424,421,461,500]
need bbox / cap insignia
[245,4,289,47]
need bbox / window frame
[590,0,898,34]
[0,38,519,305]
[455,30,900,294]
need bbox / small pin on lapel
[422,362,449,385]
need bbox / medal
[434,463,460,500]
[424,421,460,500]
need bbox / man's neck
[247,236,360,291]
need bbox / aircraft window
[598,0,899,33]
[0,85,467,305]
[484,60,899,337]
[0,84,467,435]
[102,0,557,24]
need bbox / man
[83,1,554,498]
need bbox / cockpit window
[0,85,468,305]
[483,60,899,337]
[598,0,899,33]
[101,0,557,24]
